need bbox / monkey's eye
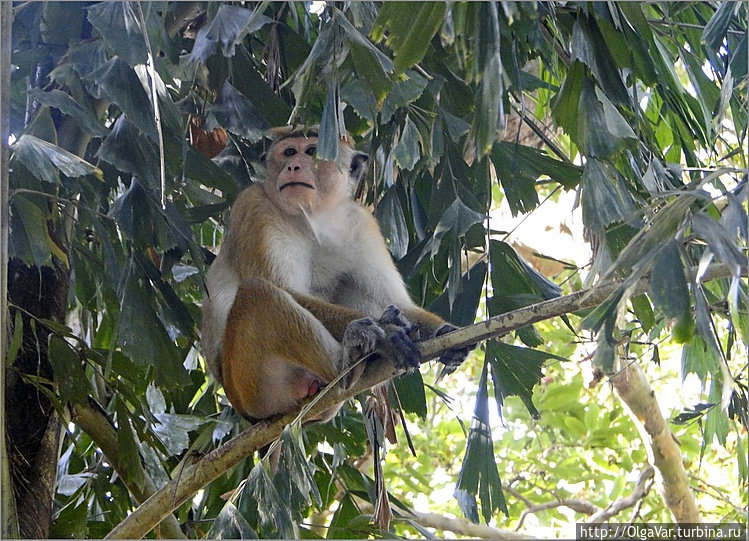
[283,147,297,157]
[305,145,317,157]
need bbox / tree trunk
[6,258,69,538]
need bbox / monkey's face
[263,136,350,216]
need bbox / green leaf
[189,4,272,62]
[454,361,507,523]
[241,463,295,538]
[650,240,691,327]
[381,70,428,123]
[9,196,67,268]
[12,134,103,182]
[578,81,637,158]
[117,259,188,387]
[486,342,565,418]
[552,60,586,142]
[570,13,629,106]
[692,213,746,269]
[48,335,90,405]
[272,427,322,520]
[372,2,446,74]
[393,115,421,171]
[96,116,159,188]
[26,89,108,138]
[702,2,739,52]
[206,81,270,142]
[392,371,427,419]
[580,158,639,232]
[86,57,157,139]
[430,260,487,328]
[472,2,503,157]
[682,334,722,383]
[318,81,343,162]
[206,502,258,539]
[375,186,409,260]
[86,2,147,67]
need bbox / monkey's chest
[308,245,361,303]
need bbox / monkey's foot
[434,324,474,373]
[341,318,385,388]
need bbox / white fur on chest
[267,204,360,298]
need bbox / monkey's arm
[292,293,366,342]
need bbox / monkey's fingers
[434,324,475,374]
[381,327,420,373]
[378,305,413,332]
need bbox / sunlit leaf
[487,342,565,418]
[12,134,103,182]
[372,2,445,73]
[206,502,258,539]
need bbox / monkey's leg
[222,278,345,419]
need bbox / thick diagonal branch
[105,263,739,539]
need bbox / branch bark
[610,360,702,523]
[105,263,740,539]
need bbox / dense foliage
[3,1,747,538]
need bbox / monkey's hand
[341,318,385,388]
[434,323,474,375]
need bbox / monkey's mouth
[280,182,315,191]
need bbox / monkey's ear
[349,152,368,184]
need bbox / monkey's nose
[288,165,301,171]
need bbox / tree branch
[403,509,536,540]
[105,263,740,539]
[71,402,186,539]
[610,360,702,523]
[586,466,655,523]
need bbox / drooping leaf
[272,427,322,521]
[650,240,694,343]
[116,259,188,387]
[12,134,103,182]
[206,81,270,143]
[206,502,258,540]
[86,57,157,139]
[240,463,295,539]
[393,115,421,171]
[471,2,504,158]
[580,158,639,232]
[86,2,147,67]
[702,2,739,52]
[570,13,630,106]
[9,196,68,268]
[48,334,90,405]
[430,260,487,328]
[26,89,109,138]
[578,81,637,159]
[189,4,272,63]
[375,185,409,260]
[454,361,507,523]
[372,2,446,74]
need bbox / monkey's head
[261,125,367,216]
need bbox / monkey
[201,125,470,421]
